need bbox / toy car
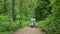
[30,23,37,27]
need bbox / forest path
[14,27,46,34]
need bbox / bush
[0,21,22,34]
[37,13,60,34]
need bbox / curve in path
[14,27,46,34]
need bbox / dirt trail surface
[14,27,46,34]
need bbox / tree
[12,0,16,22]
[2,0,8,15]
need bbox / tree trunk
[12,0,16,22]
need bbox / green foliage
[0,32,12,34]
[0,15,22,34]
[0,22,19,31]
[0,21,22,34]
[35,0,52,21]
[37,0,60,34]
[22,21,31,27]
[0,0,60,34]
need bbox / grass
[22,21,31,27]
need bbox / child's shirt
[31,18,36,23]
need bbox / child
[30,16,37,27]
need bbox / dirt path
[14,27,46,34]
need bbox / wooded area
[0,0,60,34]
